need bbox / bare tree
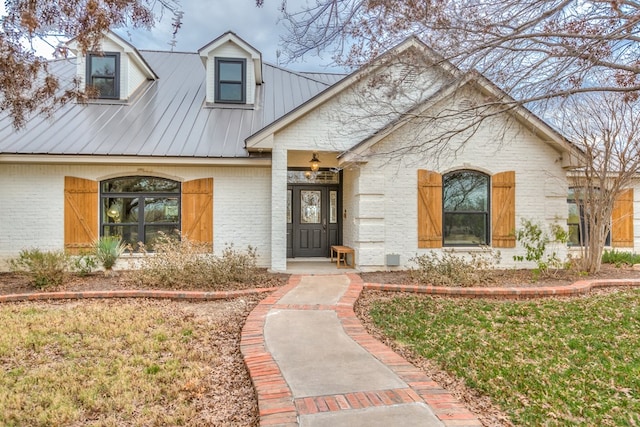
[0,0,184,128]
[559,92,640,273]
[280,0,640,107]
[280,1,640,273]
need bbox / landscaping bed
[361,263,640,288]
[0,269,290,296]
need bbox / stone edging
[0,287,279,303]
[363,278,640,298]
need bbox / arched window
[443,170,490,245]
[101,176,180,249]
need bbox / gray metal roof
[0,51,345,158]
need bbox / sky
[3,0,343,73]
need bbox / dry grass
[0,298,260,426]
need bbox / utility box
[386,254,400,266]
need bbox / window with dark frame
[443,170,490,245]
[100,177,181,250]
[567,188,611,246]
[87,52,120,99]
[215,58,246,103]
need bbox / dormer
[198,32,263,106]
[67,31,158,101]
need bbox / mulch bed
[0,269,290,296]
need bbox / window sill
[443,246,494,253]
[205,102,255,110]
[81,98,130,105]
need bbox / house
[0,31,636,272]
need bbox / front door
[287,185,339,257]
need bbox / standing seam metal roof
[0,50,345,157]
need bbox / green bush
[94,236,126,272]
[70,252,98,276]
[135,233,258,289]
[9,249,69,289]
[513,218,569,279]
[602,249,640,267]
[409,249,500,287]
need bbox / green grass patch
[602,249,640,267]
[0,300,221,426]
[369,290,640,426]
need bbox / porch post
[270,146,288,271]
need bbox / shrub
[602,249,640,267]
[513,218,569,279]
[409,249,501,287]
[70,252,98,276]
[9,249,69,289]
[135,232,259,289]
[94,236,126,272]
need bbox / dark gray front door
[287,186,339,257]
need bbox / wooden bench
[330,245,355,269]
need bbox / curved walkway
[241,274,481,427]
[241,274,640,427]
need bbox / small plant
[70,251,98,276]
[409,249,501,287]
[602,249,640,267]
[9,249,69,289]
[94,236,126,274]
[513,218,569,279]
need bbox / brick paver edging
[240,276,301,426]
[340,274,482,427]
[0,287,280,303]
[363,278,640,298]
[242,274,483,427]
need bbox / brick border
[363,278,640,298]
[241,274,640,427]
[341,274,481,426]
[241,274,483,427]
[240,276,301,426]
[0,287,280,303]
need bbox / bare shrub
[9,249,69,289]
[135,233,258,289]
[409,249,501,287]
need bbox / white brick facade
[0,164,271,269]
[3,34,606,274]
[266,65,572,271]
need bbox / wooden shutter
[418,169,442,248]
[491,171,516,248]
[612,188,634,247]
[64,176,98,254]
[182,178,213,249]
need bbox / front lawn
[367,289,640,426]
[0,299,259,426]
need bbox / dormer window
[87,52,120,99]
[215,58,246,103]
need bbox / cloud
[114,0,343,72]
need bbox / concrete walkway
[240,274,482,426]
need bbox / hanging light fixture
[309,152,321,172]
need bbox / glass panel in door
[300,190,321,224]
